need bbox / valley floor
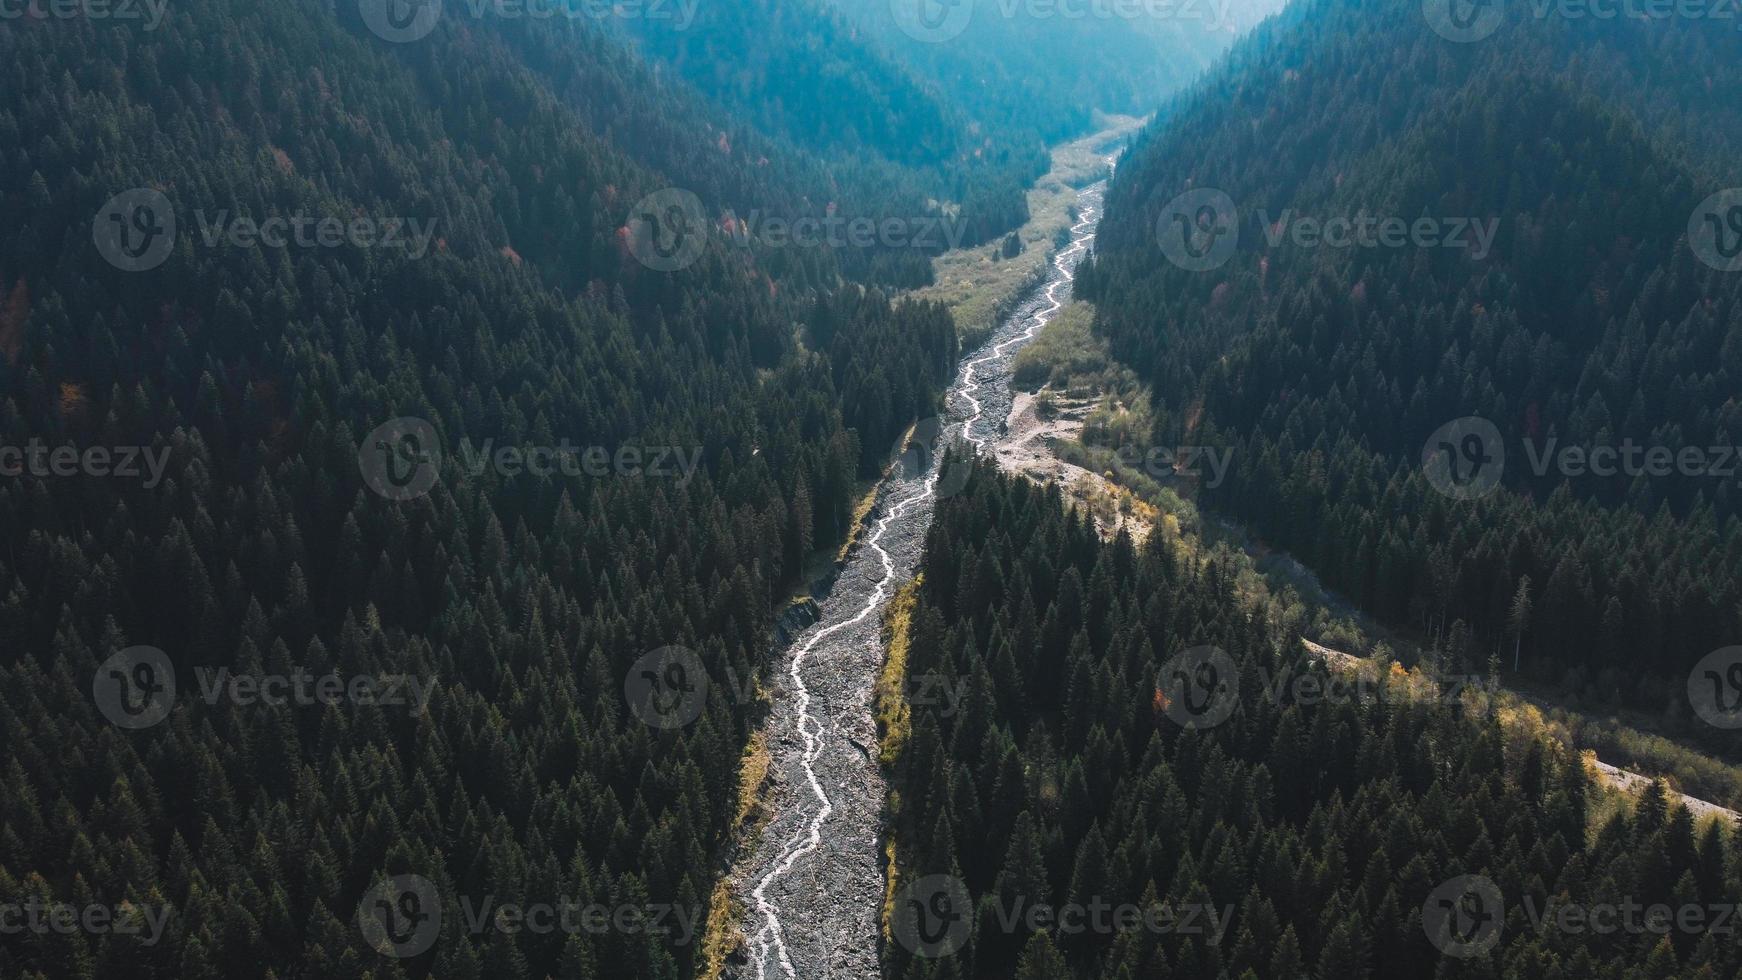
[711,126,1126,980]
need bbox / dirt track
[1301,639,1740,825]
[994,390,1152,544]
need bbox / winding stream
[732,165,1113,980]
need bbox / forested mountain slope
[612,0,1050,262]
[0,0,958,975]
[888,463,1742,980]
[466,0,1009,288]
[1079,0,1742,714]
[828,0,1287,146]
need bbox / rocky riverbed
[724,174,1110,980]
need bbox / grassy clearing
[837,478,882,563]
[1005,297,1174,544]
[697,877,741,980]
[875,576,922,956]
[1012,301,1152,444]
[1313,650,1737,830]
[697,730,771,980]
[1010,302,1123,392]
[881,835,902,957]
[1526,697,1742,810]
[736,730,772,828]
[1283,547,1742,810]
[876,576,922,769]
[909,115,1144,347]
